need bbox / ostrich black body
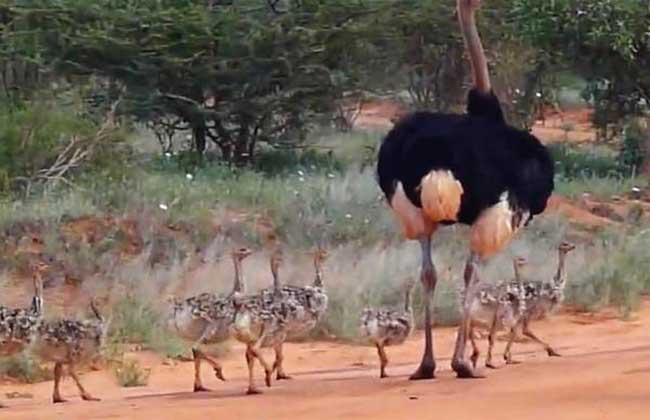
[377,89,554,226]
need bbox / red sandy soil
[2,302,650,420]
[545,195,617,229]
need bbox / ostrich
[502,242,576,364]
[229,249,299,395]
[0,262,45,408]
[359,278,415,378]
[376,0,554,379]
[466,256,527,370]
[165,247,252,392]
[32,299,107,404]
[259,247,329,380]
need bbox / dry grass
[0,129,649,353]
[113,359,151,388]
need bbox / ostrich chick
[0,262,45,408]
[31,300,107,404]
[466,256,527,370]
[502,242,576,364]
[165,247,252,392]
[360,278,415,378]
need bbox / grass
[0,354,52,384]
[549,142,645,199]
[0,153,397,249]
[554,173,641,199]
[548,143,628,179]
[0,124,649,358]
[108,296,186,357]
[564,229,650,317]
[113,359,151,387]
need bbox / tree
[513,0,650,135]
[7,0,364,164]
[4,0,557,163]
[355,0,550,127]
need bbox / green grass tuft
[109,297,185,357]
[0,354,53,384]
[113,359,151,387]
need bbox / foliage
[109,296,185,357]
[0,98,130,194]
[0,353,52,383]
[1,0,560,163]
[554,173,639,200]
[566,230,650,317]
[618,120,646,171]
[513,1,650,143]
[0,103,89,190]
[548,143,631,179]
[113,359,151,387]
[619,118,650,175]
[549,142,642,199]
[4,0,373,163]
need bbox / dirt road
[2,303,649,420]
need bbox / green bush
[0,354,52,383]
[109,297,185,357]
[566,231,650,317]
[550,143,641,199]
[0,104,94,191]
[618,121,646,171]
[253,148,344,177]
[113,359,151,388]
[0,99,132,195]
[548,143,630,179]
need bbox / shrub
[566,231,650,317]
[0,100,131,195]
[113,359,151,388]
[109,297,185,357]
[548,143,629,179]
[0,354,52,383]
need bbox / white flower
[632,186,641,193]
[345,214,352,219]
[299,177,305,182]
[327,173,335,179]
[297,170,305,176]
[159,203,169,211]
[186,173,194,181]
[164,152,172,158]
[536,92,542,98]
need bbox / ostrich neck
[232,257,244,294]
[32,273,44,316]
[553,252,567,289]
[513,263,522,284]
[457,1,491,94]
[404,287,412,313]
[271,262,281,293]
[314,262,323,288]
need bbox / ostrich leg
[410,236,436,380]
[451,252,484,378]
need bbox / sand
[2,302,649,420]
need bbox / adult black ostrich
[376,0,554,379]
